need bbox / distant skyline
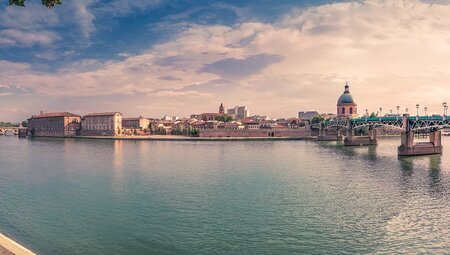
[1,0,450,121]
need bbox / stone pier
[317,123,342,141]
[398,114,443,156]
[344,129,377,146]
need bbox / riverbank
[71,135,317,141]
[20,135,404,141]
[0,233,35,255]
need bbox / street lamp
[396,106,400,115]
[443,102,448,117]
[416,104,419,116]
[424,106,428,117]
[379,107,382,119]
[406,108,408,114]
[365,109,368,118]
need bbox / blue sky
[1,0,341,69]
[1,0,450,121]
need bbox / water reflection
[112,140,125,194]
[428,155,442,192]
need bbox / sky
[1,0,450,121]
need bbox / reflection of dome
[337,83,356,105]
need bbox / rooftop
[84,112,122,117]
[31,112,80,119]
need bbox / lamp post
[416,104,419,116]
[406,108,408,114]
[424,106,428,117]
[365,109,368,119]
[396,106,400,115]
[379,107,382,120]
[443,102,448,118]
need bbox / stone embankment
[0,233,35,255]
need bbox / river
[0,136,449,254]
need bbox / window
[350,108,353,114]
[342,107,345,114]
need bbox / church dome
[337,83,356,105]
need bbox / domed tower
[219,103,225,114]
[337,82,357,118]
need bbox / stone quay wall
[79,130,117,136]
[198,129,311,138]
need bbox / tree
[215,115,233,122]
[8,0,62,8]
[21,120,28,127]
[310,115,325,124]
[369,112,377,118]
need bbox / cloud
[199,54,283,78]
[94,0,161,17]
[158,76,182,81]
[4,0,450,121]
[0,84,34,96]
[0,29,59,46]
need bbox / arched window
[350,108,353,114]
[342,107,345,114]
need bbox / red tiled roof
[84,112,122,117]
[31,112,80,119]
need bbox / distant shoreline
[28,135,317,141]
[11,135,407,141]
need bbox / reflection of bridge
[312,114,450,156]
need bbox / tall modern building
[227,106,250,120]
[337,82,357,119]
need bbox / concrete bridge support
[343,119,377,146]
[317,123,342,141]
[398,114,443,156]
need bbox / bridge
[312,114,450,156]
[0,127,26,136]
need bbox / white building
[81,112,123,136]
[227,106,250,120]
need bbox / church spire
[344,81,349,93]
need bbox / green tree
[8,0,62,8]
[215,115,233,122]
[310,115,324,124]
[369,112,377,118]
[21,120,28,127]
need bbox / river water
[0,136,449,254]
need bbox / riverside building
[81,112,123,136]
[27,112,81,137]
[122,117,150,130]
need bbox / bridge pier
[317,123,342,141]
[343,119,377,146]
[398,114,443,156]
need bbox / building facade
[227,106,249,120]
[81,112,123,136]
[27,112,81,137]
[122,117,150,130]
[298,111,319,120]
[337,82,357,119]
